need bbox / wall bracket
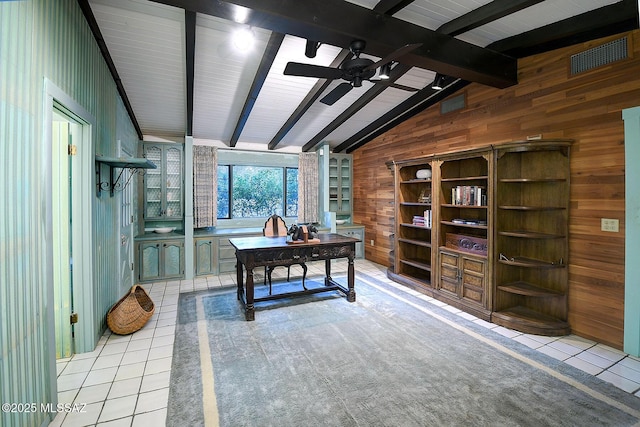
[95,155,157,197]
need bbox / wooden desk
[229,233,359,320]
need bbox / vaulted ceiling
[81,0,638,153]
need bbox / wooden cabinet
[389,159,435,289]
[435,150,492,318]
[439,249,488,310]
[328,154,352,218]
[389,141,570,333]
[492,140,571,335]
[143,143,183,221]
[138,239,184,282]
[194,237,216,276]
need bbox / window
[217,165,298,219]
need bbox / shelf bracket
[95,156,157,197]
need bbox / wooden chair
[263,214,307,294]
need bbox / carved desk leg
[245,264,255,321]
[236,257,244,301]
[324,258,332,286]
[347,252,356,302]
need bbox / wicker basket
[107,285,155,335]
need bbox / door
[119,145,135,293]
[52,113,73,359]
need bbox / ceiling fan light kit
[284,39,423,105]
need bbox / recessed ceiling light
[233,27,255,51]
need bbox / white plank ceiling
[87,0,633,152]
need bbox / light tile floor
[52,259,640,426]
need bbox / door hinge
[70,312,79,324]
[131,262,134,271]
[68,145,78,156]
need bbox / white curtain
[298,152,318,223]
[193,146,217,228]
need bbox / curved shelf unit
[498,230,565,239]
[499,178,567,183]
[491,307,570,336]
[498,256,565,268]
[498,281,564,297]
[498,206,566,211]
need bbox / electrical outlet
[601,218,619,232]
[370,240,375,246]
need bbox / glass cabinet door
[143,144,183,220]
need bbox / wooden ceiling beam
[436,0,545,37]
[302,63,412,152]
[185,10,196,137]
[151,0,518,88]
[229,32,285,147]
[267,49,352,150]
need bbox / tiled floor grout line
[52,259,640,426]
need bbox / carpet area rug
[167,273,640,426]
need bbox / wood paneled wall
[352,30,640,349]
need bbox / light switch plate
[601,218,619,232]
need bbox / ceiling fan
[284,39,422,105]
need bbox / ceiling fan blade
[365,43,423,71]
[320,82,353,105]
[284,62,343,80]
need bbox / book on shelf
[412,210,432,228]
[451,186,486,206]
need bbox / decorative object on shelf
[418,188,431,203]
[95,156,156,197]
[445,233,488,255]
[416,169,432,179]
[107,285,155,335]
[153,227,174,234]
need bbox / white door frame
[44,79,96,401]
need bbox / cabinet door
[339,156,351,214]
[438,250,487,308]
[460,255,486,307]
[164,146,183,219]
[162,241,184,279]
[143,146,163,219]
[139,242,161,281]
[438,250,459,296]
[143,144,183,220]
[195,238,216,276]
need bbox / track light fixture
[379,63,392,80]
[431,73,446,90]
[305,40,321,58]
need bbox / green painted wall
[0,1,139,426]
[624,106,640,356]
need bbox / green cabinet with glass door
[143,143,184,220]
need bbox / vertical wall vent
[570,36,628,75]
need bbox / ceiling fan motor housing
[341,57,376,86]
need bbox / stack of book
[451,186,486,206]
[412,209,432,228]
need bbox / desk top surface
[229,233,359,251]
